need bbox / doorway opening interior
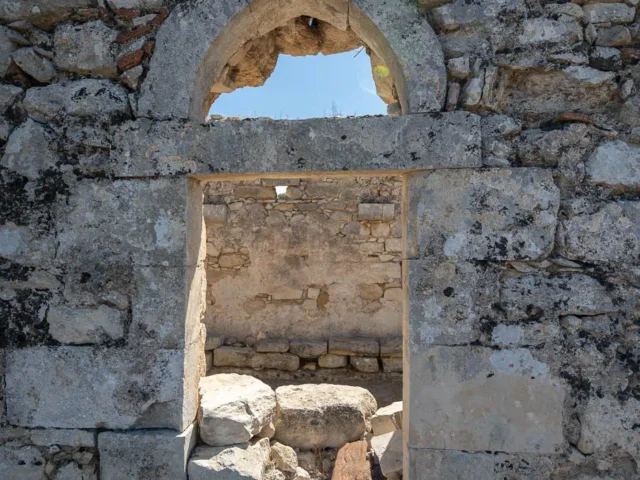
[201,174,404,406]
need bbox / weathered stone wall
[203,176,403,341]
[0,0,638,479]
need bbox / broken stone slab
[255,338,289,353]
[371,401,403,436]
[2,428,97,448]
[251,353,300,371]
[214,346,255,367]
[350,356,380,373]
[586,140,640,190]
[379,337,402,358]
[47,305,124,345]
[54,21,118,78]
[274,384,377,449]
[408,346,565,453]
[6,346,198,430]
[382,358,403,373]
[371,430,403,479]
[1,118,59,180]
[407,168,560,261]
[287,340,326,358]
[318,354,347,369]
[24,79,130,124]
[109,113,482,177]
[99,425,196,480]
[329,337,379,357]
[188,438,270,480]
[198,374,276,447]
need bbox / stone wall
[203,176,403,341]
[0,0,638,479]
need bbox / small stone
[596,26,632,47]
[0,84,22,113]
[47,305,124,345]
[379,337,402,358]
[445,82,460,111]
[289,340,327,359]
[359,283,383,300]
[117,49,143,72]
[447,56,470,79]
[383,288,403,303]
[1,118,58,179]
[564,65,616,86]
[188,439,271,480]
[251,353,300,371]
[255,338,289,353]
[12,47,56,83]
[329,337,379,356]
[205,334,224,351]
[213,346,255,367]
[589,46,622,71]
[270,442,298,473]
[205,351,213,371]
[371,401,403,436]
[461,74,484,108]
[307,288,320,299]
[318,354,348,369]
[370,222,390,237]
[382,358,403,373]
[557,112,593,124]
[234,185,276,200]
[119,64,143,89]
[620,96,640,126]
[293,467,311,480]
[0,26,19,76]
[269,286,303,300]
[351,356,379,373]
[218,253,246,268]
[54,21,118,78]
[331,441,371,480]
[585,23,598,45]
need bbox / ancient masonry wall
[0,0,638,479]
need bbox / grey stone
[99,425,196,480]
[255,338,289,353]
[357,203,395,221]
[382,357,403,373]
[350,356,380,373]
[586,140,640,189]
[371,431,403,478]
[516,123,591,168]
[203,204,229,224]
[199,374,276,446]
[431,2,484,31]
[620,96,640,126]
[251,353,300,371]
[28,429,95,447]
[106,0,164,8]
[329,337,379,356]
[0,0,93,31]
[518,18,583,47]
[371,401,403,436]
[461,74,483,108]
[6,346,198,430]
[120,64,143,90]
[214,346,255,367]
[589,46,622,71]
[188,439,270,480]
[559,201,640,264]
[564,65,616,86]
[0,84,22,114]
[274,384,377,449]
[54,21,118,78]
[12,47,56,83]
[289,340,327,358]
[481,114,522,138]
[408,449,498,480]
[110,113,481,177]
[24,80,130,124]
[0,26,19,77]
[379,337,402,358]
[1,119,58,179]
[317,354,347,369]
[0,445,46,480]
[408,346,565,453]
[447,56,470,79]
[595,25,632,47]
[407,169,560,261]
[47,305,124,345]
[583,3,635,24]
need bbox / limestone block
[358,203,395,221]
[350,356,379,373]
[198,374,276,446]
[318,354,347,369]
[383,288,403,303]
[47,305,124,345]
[274,384,377,448]
[261,178,300,186]
[255,338,289,353]
[408,346,565,453]
[359,283,383,300]
[289,342,326,360]
[583,4,635,24]
[0,445,45,479]
[371,401,403,436]
[380,337,402,358]
[329,337,379,356]
[188,439,270,480]
[234,185,275,200]
[586,141,640,189]
[408,449,496,480]
[213,346,255,367]
[99,425,196,480]
[371,431,403,478]
[558,201,639,264]
[271,442,298,473]
[407,169,560,261]
[384,238,403,252]
[12,47,56,83]
[203,204,228,224]
[1,119,59,180]
[54,21,118,78]
[382,357,403,373]
[110,113,481,177]
[269,286,303,300]
[251,353,300,371]
[0,0,93,30]
[6,346,197,430]
[24,80,130,124]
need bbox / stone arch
[138,0,446,121]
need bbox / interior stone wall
[203,176,403,341]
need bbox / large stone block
[408,346,565,454]
[6,346,197,430]
[407,169,560,261]
[99,425,196,480]
[586,141,640,190]
[54,21,118,78]
[109,113,481,177]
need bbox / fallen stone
[188,439,270,480]
[255,338,289,353]
[318,354,347,369]
[198,374,276,446]
[329,337,379,357]
[274,384,377,448]
[586,140,640,189]
[371,431,403,479]
[583,4,635,24]
[289,340,327,358]
[251,353,300,371]
[382,358,403,373]
[11,47,56,83]
[1,118,58,179]
[213,346,255,367]
[47,305,124,345]
[331,441,371,480]
[270,442,298,473]
[0,0,94,31]
[371,401,403,436]
[54,21,118,78]
[99,425,196,480]
[24,79,130,123]
[350,356,380,373]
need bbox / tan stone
[370,222,391,237]
[234,185,275,200]
[290,340,328,359]
[318,354,347,368]
[213,346,254,367]
[269,286,303,300]
[218,253,247,268]
[351,356,380,373]
[383,288,403,303]
[385,238,403,252]
[329,338,379,356]
[358,204,395,221]
[359,283,384,300]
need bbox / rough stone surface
[274,384,377,448]
[0,445,46,479]
[1,119,59,179]
[47,305,124,345]
[270,442,298,473]
[251,353,300,371]
[350,356,380,373]
[586,140,640,189]
[54,21,118,78]
[371,431,403,478]
[0,1,94,30]
[288,340,327,358]
[371,401,403,436]
[213,346,255,368]
[198,374,276,447]
[317,354,348,369]
[12,47,56,83]
[99,425,196,480]
[188,439,270,480]
[329,338,379,357]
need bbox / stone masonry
[0,0,638,479]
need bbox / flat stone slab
[586,140,640,189]
[289,340,327,359]
[109,113,481,177]
[329,337,379,357]
[99,425,196,480]
[408,346,565,454]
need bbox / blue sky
[208,49,388,120]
